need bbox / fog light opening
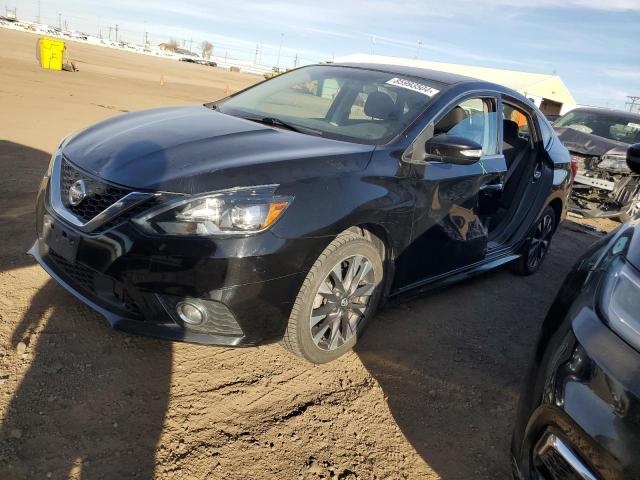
[176,301,206,325]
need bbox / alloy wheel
[310,254,376,351]
[527,213,554,270]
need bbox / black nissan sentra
[512,146,640,479]
[31,63,572,363]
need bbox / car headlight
[600,256,640,351]
[133,185,292,236]
[598,154,631,173]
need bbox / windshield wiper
[245,116,301,132]
[245,116,323,136]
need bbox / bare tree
[201,40,213,60]
[167,38,179,51]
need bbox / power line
[276,32,284,70]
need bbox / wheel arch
[547,197,564,231]
[347,223,396,300]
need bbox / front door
[393,95,508,290]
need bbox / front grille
[537,446,576,479]
[534,433,597,480]
[48,250,97,293]
[61,158,130,222]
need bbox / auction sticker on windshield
[386,78,440,97]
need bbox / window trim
[402,90,501,164]
[500,95,541,148]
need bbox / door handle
[480,183,504,192]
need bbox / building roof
[332,62,477,86]
[332,54,576,106]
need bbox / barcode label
[386,77,440,97]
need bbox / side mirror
[425,134,482,165]
[628,144,640,174]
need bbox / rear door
[393,94,508,290]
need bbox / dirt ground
[0,28,612,480]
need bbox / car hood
[554,127,629,157]
[62,105,375,193]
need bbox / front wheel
[512,206,557,276]
[280,230,384,363]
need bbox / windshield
[554,110,640,144]
[216,65,442,144]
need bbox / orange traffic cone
[160,74,165,86]
[224,84,231,95]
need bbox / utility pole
[254,43,259,65]
[115,24,119,42]
[294,53,299,68]
[58,12,61,29]
[276,33,284,70]
[626,96,640,113]
[108,26,112,41]
[189,38,193,53]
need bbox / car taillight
[570,157,578,179]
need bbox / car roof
[328,62,477,86]
[566,107,640,121]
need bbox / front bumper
[513,279,640,479]
[32,178,325,346]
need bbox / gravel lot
[0,28,609,480]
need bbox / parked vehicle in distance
[554,107,640,221]
[31,63,572,363]
[512,145,640,479]
[179,57,217,67]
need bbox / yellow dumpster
[37,38,66,71]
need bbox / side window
[502,103,532,143]
[433,98,498,156]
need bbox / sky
[10,0,640,109]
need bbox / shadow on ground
[0,280,172,479]
[0,140,172,479]
[355,224,601,479]
[0,141,51,272]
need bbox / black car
[512,146,640,479]
[31,63,572,363]
[554,107,640,221]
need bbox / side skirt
[389,251,520,301]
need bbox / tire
[512,206,557,276]
[280,230,384,363]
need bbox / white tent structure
[332,54,576,116]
